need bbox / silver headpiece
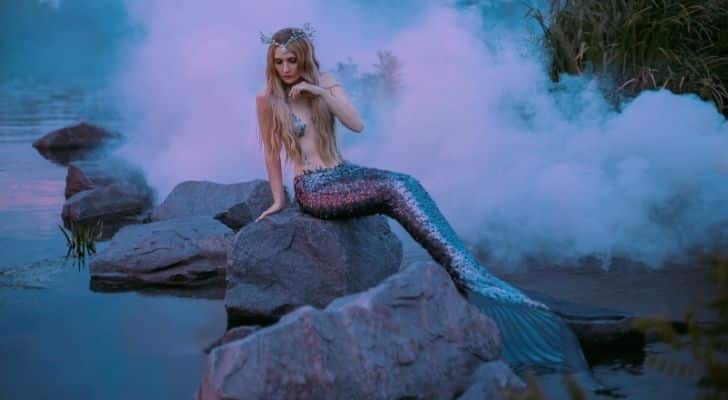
[259,23,316,52]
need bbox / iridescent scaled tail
[294,161,590,373]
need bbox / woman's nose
[283,63,290,73]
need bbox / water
[0,82,708,399]
[0,82,227,400]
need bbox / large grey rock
[32,122,121,150]
[152,180,277,223]
[225,206,402,322]
[65,158,151,199]
[199,262,518,400]
[89,216,233,289]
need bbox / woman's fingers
[256,205,283,222]
[289,82,309,99]
[255,210,270,222]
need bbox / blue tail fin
[467,291,589,374]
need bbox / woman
[255,25,590,376]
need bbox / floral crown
[259,23,316,52]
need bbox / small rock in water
[32,122,121,150]
[89,216,233,290]
[32,122,123,165]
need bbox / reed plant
[530,0,728,116]
[58,219,103,268]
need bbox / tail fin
[466,290,589,374]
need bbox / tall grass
[530,0,728,116]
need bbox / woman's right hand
[255,202,285,222]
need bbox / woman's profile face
[273,47,300,85]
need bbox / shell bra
[293,161,591,375]
[291,113,306,138]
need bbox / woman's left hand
[289,81,324,99]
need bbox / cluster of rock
[88,179,279,290]
[33,123,153,237]
[36,123,582,399]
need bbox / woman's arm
[319,73,363,133]
[289,74,364,133]
[255,94,286,221]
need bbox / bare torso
[288,97,341,176]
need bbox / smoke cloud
[113,0,728,269]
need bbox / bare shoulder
[255,89,270,108]
[255,88,267,101]
[256,91,274,120]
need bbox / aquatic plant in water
[58,220,103,268]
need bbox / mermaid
[255,25,593,378]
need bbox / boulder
[199,262,520,400]
[89,216,233,289]
[65,164,94,199]
[32,122,123,164]
[225,206,402,323]
[61,182,153,238]
[65,158,151,199]
[152,180,278,223]
[32,122,121,149]
[61,158,154,238]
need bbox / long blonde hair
[259,27,342,166]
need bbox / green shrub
[530,0,728,116]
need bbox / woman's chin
[283,77,303,86]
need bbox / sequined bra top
[291,113,306,138]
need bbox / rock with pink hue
[198,262,521,400]
[32,122,121,150]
